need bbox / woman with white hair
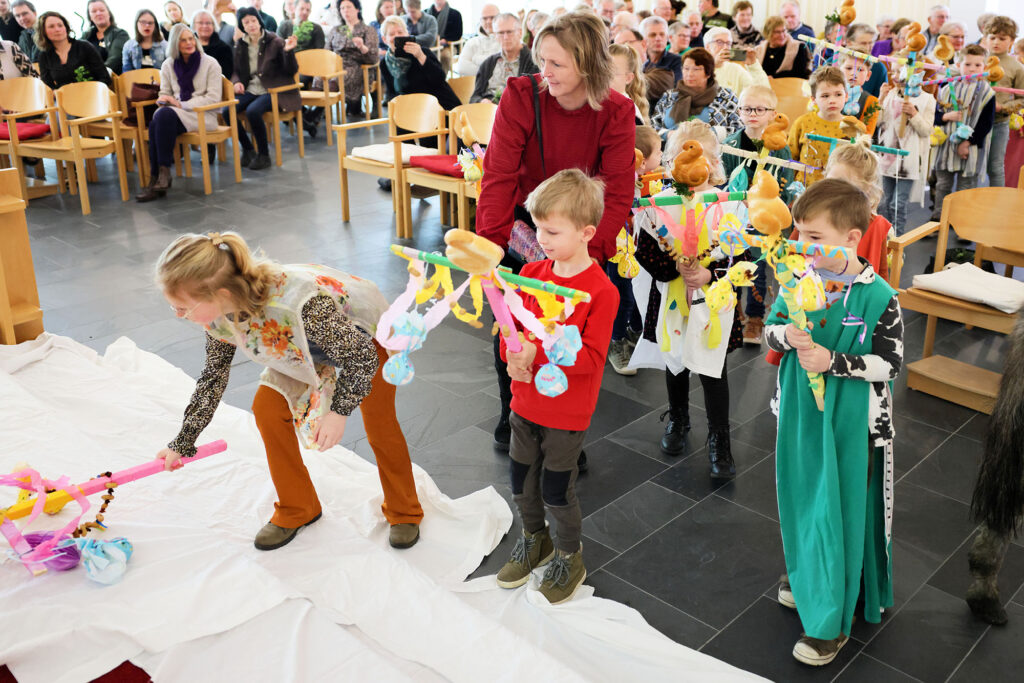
[136,23,224,202]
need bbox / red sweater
[475,75,637,262]
[500,260,619,431]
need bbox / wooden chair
[8,81,129,215]
[296,49,345,145]
[770,77,810,125]
[85,68,161,183]
[447,75,475,105]
[0,77,63,201]
[887,187,1024,413]
[172,77,243,195]
[333,93,446,239]
[360,62,383,119]
[0,167,43,344]
[259,75,305,166]
[402,101,496,232]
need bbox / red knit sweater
[475,74,637,262]
[500,260,619,431]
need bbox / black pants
[666,359,730,430]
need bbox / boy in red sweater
[496,169,619,605]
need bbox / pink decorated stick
[993,86,1024,95]
[482,280,523,352]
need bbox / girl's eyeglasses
[170,301,201,319]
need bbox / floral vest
[204,264,388,447]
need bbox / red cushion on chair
[409,154,464,178]
[0,122,53,140]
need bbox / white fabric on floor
[0,334,762,682]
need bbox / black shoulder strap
[531,75,546,176]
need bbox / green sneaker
[538,547,587,605]
[496,526,555,588]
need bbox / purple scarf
[174,53,202,103]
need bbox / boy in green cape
[764,179,904,666]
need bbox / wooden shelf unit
[0,167,44,344]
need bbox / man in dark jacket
[470,13,536,103]
[425,0,461,45]
[12,0,35,61]
[0,0,23,43]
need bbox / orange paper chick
[747,170,792,237]
[670,140,711,189]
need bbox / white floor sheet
[0,334,762,682]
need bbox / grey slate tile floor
[19,124,1024,682]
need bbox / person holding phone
[379,15,459,109]
[702,26,766,98]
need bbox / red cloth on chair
[409,154,463,178]
[0,122,52,140]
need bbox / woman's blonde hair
[609,43,649,124]
[532,10,614,111]
[665,120,726,186]
[155,232,282,319]
[825,140,882,210]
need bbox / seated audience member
[609,10,639,42]
[700,0,733,31]
[161,1,188,40]
[278,0,325,51]
[231,6,299,170]
[610,42,649,124]
[652,46,741,135]
[402,0,436,49]
[470,13,536,103]
[843,23,887,97]
[281,0,294,24]
[380,15,459,109]
[136,24,224,202]
[250,0,278,32]
[641,15,681,82]
[207,0,238,46]
[681,8,703,48]
[324,0,379,118]
[811,21,840,70]
[524,11,549,49]
[370,0,397,99]
[651,0,673,24]
[668,20,690,54]
[757,15,810,79]
[36,11,112,89]
[922,4,949,54]
[731,1,760,47]
[0,0,22,44]
[933,21,965,62]
[615,27,644,55]
[0,36,36,78]
[455,3,498,76]
[703,25,767,97]
[82,0,129,74]
[13,0,37,62]
[876,15,894,42]
[425,0,460,46]
[122,9,168,72]
[973,13,994,46]
[780,0,812,41]
[192,9,233,79]
[871,17,910,57]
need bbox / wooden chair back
[0,77,52,113]
[296,49,344,78]
[771,77,810,124]
[448,102,497,149]
[446,75,475,105]
[389,93,444,133]
[57,81,116,120]
[938,188,1024,260]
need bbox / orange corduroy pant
[252,340,424,529]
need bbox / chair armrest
[69,112,123,126]
[131,98,159,107]
[893,220,941,246]
[333,117,388,132]
[192,99,235,112]
[360,63,379,71]
[390,129,447,143]
[266,81,302,94]
[3,107,58,120]
[887,221,942,289]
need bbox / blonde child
[788,66,849,185]
[155,232,423,551]
[982,16,1024,188]
[608,125,662,375]
[837,52,880,136]
[765,180,902,666]
[876,64,936,235]
[634,121,740,476]
[497,169,619,605]
[931,44,996,221]
[610,43,650,125]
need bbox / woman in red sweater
[476,10,636,450]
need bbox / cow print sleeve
[828,296,903,382]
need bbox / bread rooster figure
[762,113,790,151]
[934,34,955,63]
[837,0,856,26]
[671,140,711,188]
[985,55,1005,83]
[747,169,792,237]
[904,22,927,53]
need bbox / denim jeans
[987,120,1010,188]
[233,92,274,155]
[881,176,913,235]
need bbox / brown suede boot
[135,166,171,202]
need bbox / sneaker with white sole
[607,338,637,376]
[792,633,849,666]
[742,316,764,344]
[538,547,587,605]
[496,526,555,588]
[778,574,796,609]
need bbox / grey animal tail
[970,314,1024,536]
